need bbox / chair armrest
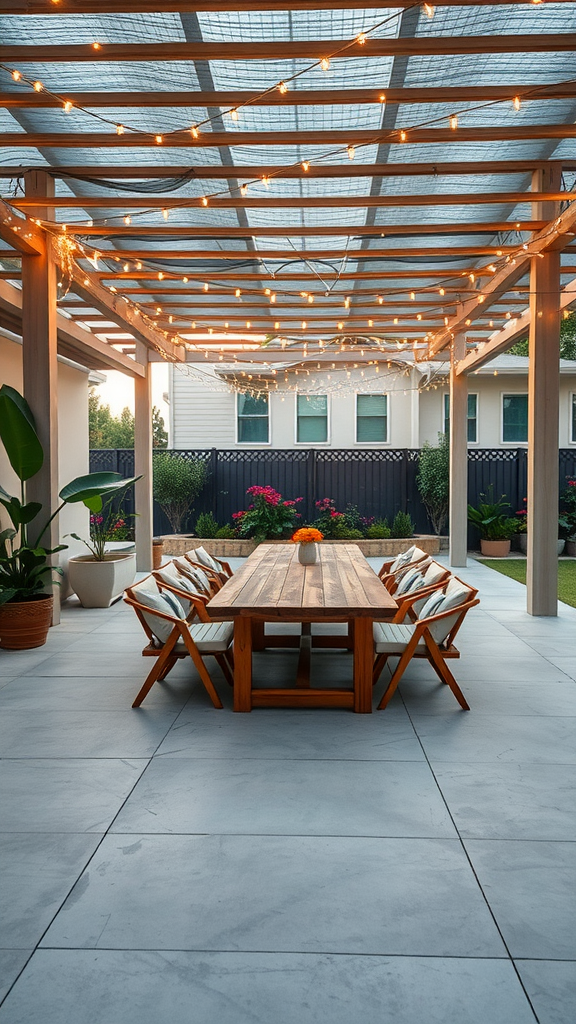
[218,559,233,576]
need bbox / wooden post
[527,171,561,615]
[449,334,468,567]
[134,341,153,572]
[21,170,60,623]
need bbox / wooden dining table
[207,542,397,713]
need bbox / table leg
[234,616,253,712]
[353,617,373,713]
[252,619,266,651]
[295,621,312,688]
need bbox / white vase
[298,543,318,565]
[68,553,137,608]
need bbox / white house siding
[170,359,576,451]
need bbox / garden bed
[160,535,441,558]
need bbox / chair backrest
[194,545,223,573]
[153,564,208,621]
[176,558,213,594]
[125,576,188,645]
[416,575,478,645]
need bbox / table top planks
[207,543,397,620]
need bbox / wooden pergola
[1,0,575,617]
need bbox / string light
[201,197,209,206]
[33,81,43,92]
[513,96,522,111]
[301,161,310,172]
[11,70,21,81]
[123,215,131,225]
[356,33,367,45]
[115,124,125,135]
[230,109,239,121]
[235,288,242,297]
[449,113,458,131]
[162,208,169,220]
[347,144,355,160]
[155,134,163,145]
[423,3,435,16]
[399,130,407,142]
[63,100,73,112]
[92,42,101,50]
[240,185,248,197]
[262,176,271,188]
[190,126,199,138]
[320,57,330,71]
[278,81,288,94]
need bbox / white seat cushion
[396,568,423,595]
[195,546,221,572]
[435,577,473,614]
[423,562,447,585]
[389,545,415,573]
[374,621,426,654]
[174,621,234,653]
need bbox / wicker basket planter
[0,595,54,650]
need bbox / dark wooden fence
[90,447,576,542]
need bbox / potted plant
[467,488,519,557]
[67,493,139,608]
[292,527,323,565]
[0,385,138,648]
[517,496,568,556]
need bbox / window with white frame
[502,393,528,443]
[572,393,576,443]
[356,393,388,442]
[237,393,269,443]
[443,393,478,443]
[296,394,328,443]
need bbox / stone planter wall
[160,535,441,559]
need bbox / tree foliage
[417,432,450,536]
[508,311,576,360]
[152,452,207,534]
[89,389,168,449]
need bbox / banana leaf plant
[0,385,140,605]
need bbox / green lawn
[480,559,576,608]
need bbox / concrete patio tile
[464,840,576,959]
[24,652,160,677]
[156,705,424,761]
[0,711,179,758]
[0,651,53,678]
[515,959,576,1024]
[400,678,576,717]
[0,950,31,1004]
[523,637,576,658]
[391,654,572,686]
[433,763,576,840]
[544,656,576,681]
[0,950,537,1024]
[0,674,200,711]
[111,758,456,838]
[411,713,576,764]
[0,833,101,949]
[41,834,505,957]
[0,759,146,833]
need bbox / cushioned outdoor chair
[175,557,219,596]
[185,546,232,585]
[373,575,480,711]
[124,575,234,708]
[389,559,451,611]
[378,546,430,588]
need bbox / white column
[409,367,420,448]
[526,168,561,616]
[21,170,60,623]
[449,333,468,567]
[134,341,153,572]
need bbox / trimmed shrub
[391,511,414,539]
[195,512,219,538]
[365,519,391,539]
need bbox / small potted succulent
[467,488,519,557]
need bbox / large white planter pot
[68,553,137,608]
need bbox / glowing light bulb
[320,57,330,71]
[368,319,373,327]
[469,273,475,282]
[301,161,310,172]
[92,42,101,50]
[449,113,458,131]
[271,293,276,303]
[235,288,241,297]
[274,321,280,329]
[347,144,355,160]
[410,291,415,300]
[308,295,314,304]
[344,297,350,308]
[123,215,131,225]
[240,185,248,196]
[477,294,485,303]
[203,283,209,292]
[201,197,209,206]
[136,262,142,270]
[439,287,445,296]
[424,4,435,18]
[33,80,43,92]
[63,100,73,112]
[278,81,288,94]
[123,263,130,271]
[190,126,199,138]
[338,322,344,330]
[513,95,521,111]
[157,272,164,280]
[264,288,271,295]
[357,32,367,45]
[182,276,188,283]
[155,134,163,145]
[162,208,169,220]
[377,296,383,304]
[116,124,125,135]
[11,70,22,81]
[230,108,239,121]
[301,321,307,329]
[246,321,251,328]
[262,176,270,188]
[399,129,407,142]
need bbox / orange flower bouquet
[292,527,323,565]
[292,528,323,544]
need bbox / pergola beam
[4,84,576,109]
[3,36,575,62]
[85,246,517,260]
[10,193,570,210]
[0,160,567,179]
[5,126,576,148]
[3,0,569,12]
[62,222,545,238]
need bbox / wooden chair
[388,559,451,607]
[373,575,480,711]
[182,550,226,590]
[194,544,234,579]
[124,575,233,708]
[175,557,220,596]
[378,546,430,588]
